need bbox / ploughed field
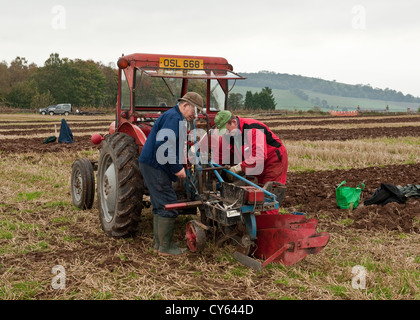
[0,113,419,300]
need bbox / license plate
[159,57,203,70]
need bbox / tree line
[240,71,420,103]
[229,87,276,111]
[0,53,118,109]
[0,54,279,111]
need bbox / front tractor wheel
[71,158,95,210]
[97,133,144,237]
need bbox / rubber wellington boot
[152,214,159,253]
[157,216,186,256]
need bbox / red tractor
[71,53,329,270]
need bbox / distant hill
[232,71,420,112]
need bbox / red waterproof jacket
[216,117,288,185]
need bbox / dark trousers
[139,162,179,218]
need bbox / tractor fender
[117,122,147,149]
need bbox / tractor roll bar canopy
[138,67,245,80]
[118,53,246,82]
[117,53,246,124]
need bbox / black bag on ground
[43,136,57,144]
[397,184,420,198]
[364,183,407,206]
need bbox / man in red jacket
[214,110,288,214]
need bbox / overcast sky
[1,0,419,96]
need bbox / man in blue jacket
[139,92,204,256]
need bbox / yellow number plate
[159,57,203,70]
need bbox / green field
[231,86,420,112]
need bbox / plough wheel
[186,221,206,253]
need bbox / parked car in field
[39,104,72,116]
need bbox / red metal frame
[114,53,243,146]
[253,214,330,266]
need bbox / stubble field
[0,113,419,301]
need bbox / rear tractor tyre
[97,133,144,237]
[71,158,95,210]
